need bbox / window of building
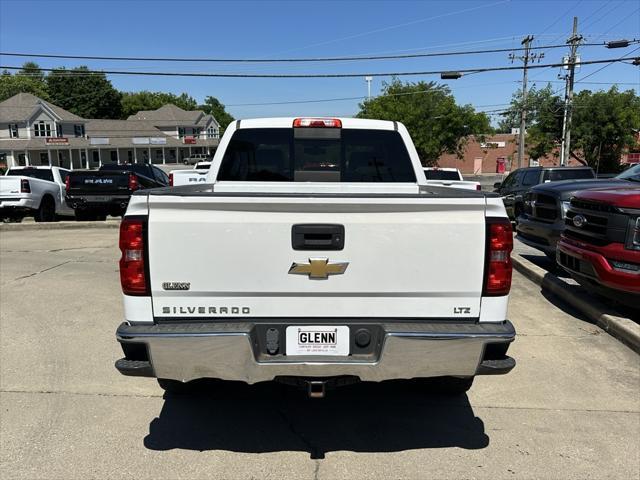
[110,151,118,163]
[56,124,63,138]
[178,127,185,138]
[8,124,19,138]
[33,121,52,137]
[155,150,163,161]
[74,124,85,137]
[207,127,218,138]
[193,128,201,137]
[127,150,133,163]
[18,154,27,166]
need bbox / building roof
[0,92,85,122]
[127,103,204,125]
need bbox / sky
[0,0,638,122]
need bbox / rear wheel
[34,196,56,222]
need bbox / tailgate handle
[292,224,344,250]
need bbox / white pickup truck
[115,117,516,397]
[169,161,211,186]
[424,167,481,191]
[0,166,74,222]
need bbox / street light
[364,76,373,99]
[440,71,463,80]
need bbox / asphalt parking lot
[1,226,639,479]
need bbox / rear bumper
[0,197,38,211]
[66,194,130,210]
[516,216,564,254]
[115,320,516,383]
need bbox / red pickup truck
[557,187,640,308]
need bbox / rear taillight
[119,217,148,295]
[476,184,482,191]
[65,176,70,193]
[128,173,139,191]
[483,218,513,296]
[169,172,174,186]
[20,179,30,193]
[293,118,342,128]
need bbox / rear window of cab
[217,128,416,182]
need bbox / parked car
[0,166,74,222]
[557,187,640,309]
[516,164,640,257]
[114,117,516,397]
[494,166,595,220]
[65,163,169,220]
[182,153,211,165]
[169,161,211,186]
[423,167,481,190]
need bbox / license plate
[87,196,109,202]
[286,326,349,356]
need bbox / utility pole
[509,35,541,169]
[560,17,583,166]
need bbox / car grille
[564,199,628,247]
[524,192,559,223]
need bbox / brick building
[436,133,583,174]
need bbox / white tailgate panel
[149,196,486,318]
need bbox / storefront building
[0,93,219,169]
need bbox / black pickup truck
[65,164,169,220]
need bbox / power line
[1,56,636,78]
[0,42,622,64]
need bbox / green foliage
[120,91,198,118]
[572,87,640,172]
[356,79,491,165]
[0,69,49,102]
[46,66,122,119]
[198,96,235,133]
[501,85,640,171]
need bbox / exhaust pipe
[307,380,326,399]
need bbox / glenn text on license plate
[286,326,349,356]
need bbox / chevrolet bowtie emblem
[289,258,349,279]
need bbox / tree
[120,91,198,118]
[500,85,640,171]
[46,66,122,119]
[571,87,640,172]
[198,96,234,134]
[356,79,491,164]
[0,62,49,101]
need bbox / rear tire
[416,376,474,395]
[34,196,56,222]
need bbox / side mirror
[493,182,502,189]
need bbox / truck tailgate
[0,177,22,197]
[148,193,487,319]
[67,171,129,194]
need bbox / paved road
[1,227,639,479]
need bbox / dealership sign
[150,137,167,145]
[45,138,69,145]
[183,136,196,144]
[90,137,109,145]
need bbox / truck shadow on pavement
[144,379,489,459]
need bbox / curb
[512,254,640,354]
[0,221,120,231]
